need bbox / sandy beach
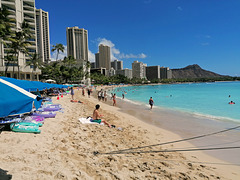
[0,87,240,180]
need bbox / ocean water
[111,81,240,123]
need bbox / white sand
[0,88,239,180]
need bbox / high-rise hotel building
[98,44,110,70]
[66,26,90,85]
[66,26,88,66]
[132,60,147,79]
[36,8,50,63]
[111,59,123,70]
[0,0,50,80]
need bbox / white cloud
[118,53,147,59]
[50,45,67,61]
[205,35,211,39]
[96,38,119,60]
[177,6,183,11]
[201,42,209,46]
[88,50,95,62]
[96,38,147,60]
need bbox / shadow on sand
[0,168,12,180]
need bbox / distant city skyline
[36,0,240,76]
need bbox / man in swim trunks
[91,104,111,128]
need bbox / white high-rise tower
[36,9,51,63]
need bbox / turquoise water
[111,82,240,123]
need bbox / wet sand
[110,93,240,165]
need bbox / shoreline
[88,87,240,178]
[102,85,240,165]
[0,89,240,179]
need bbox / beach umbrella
[0,78,42,118]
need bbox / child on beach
[91,104,111,128]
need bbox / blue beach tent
[0,77,69,91]
[0,78,41,118]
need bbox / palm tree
[0,7,15,76]
[51,43,65,61]
[9,21,32,79]
[63,55,76,67]
[26,52,42,80]
[11,30,30,78]
[0,7,14,41]
[4,52,14,76]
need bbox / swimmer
[229,101,235,104]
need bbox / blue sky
[36,0,240,76]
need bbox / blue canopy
[0,78,42,118]
[0,77,69,91]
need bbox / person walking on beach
[101,90,105,101]
[87,89,91,98]
[98,91,102,101]
[91,104,111,128]
[82,88,85,96]
[122,93,124,99]
[70,87,74,100]
[113,93,116,106]
[104,91,107,102]
[149,97,154,109]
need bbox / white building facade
[36,8,50,63]
[132,60,147,79]
[0,0,41,80]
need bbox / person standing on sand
[98,91,102,101]
[149,97,154,109]
[113,93,116,106]
[91,104,111,128]
[104,91,107,102]
[87,89,91,98]
[101,90,105,101]
[70,87,74,100]
[82,88,85,96]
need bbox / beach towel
[78,117,103,125]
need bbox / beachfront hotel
[35,8,51,64]
[132,60,147,79]
[111,59,123,71]
[92,44,111,77]
[66,26,88,66]
[98,44,111,70]
[116,68,132,79]
[66,26,90,85]
[160,67,172,79]
[0,0,50,80]
[95,52,99,68]
[146,66,161,80]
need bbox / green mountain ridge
[172,64,225,79]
